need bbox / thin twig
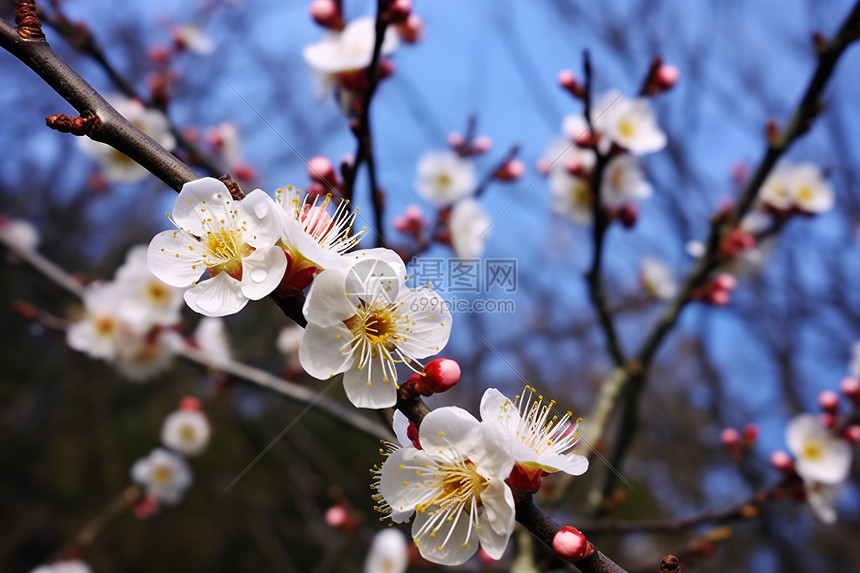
[584,0,860,510]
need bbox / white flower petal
[183,272,248,317]
[240,246,287,300]
[477,479,516,545]
[342,356,398,409]
[411,509,479,566]
[147,229,206,287]
[303,269,355,326]
[299,322,354,379]
[419,407,481,453]
[172,177,230,235]
[237,189,282,248]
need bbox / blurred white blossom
[364,528,408,573]
[415,150,476,206]
[449,198,490,258]
[131,448,192,505]
[161,408,211,457]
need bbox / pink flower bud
[309,0,344,30]
[720,427,740,447]
[818,390,840,413]
[387,0,412,24]
[656,64,680,90]
[552,526,591,561]
[843,425,860,443]
[557,69,577,90]
[742,424,759,446]
[396,14,424,43]
[840,377,860,403]
[473,135,493,154]
[616,205,639,228]
[422,358,461,394]
[406,421,422,449]
[712,273,737,292]
[148,45,170,66]
[307,155,336,185]
[447,131,465,149]
[232,164,258,182]
[324,505,349,528]
[708,288,731,306]
[495,158,525,182]
[819,412,837,429]
[180,396,201,411]
[770,450,794,473]
[376,58,395,80]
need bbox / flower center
[152,465,173,485]
[346,301,403,353]
[802,440,823,461]
[145,281,170,305]
[571,180,594,208]
[179,424,196,442]
[205,228,252,276]
[94,316,116,337]
[617,118,636,139]
[796,185,814,202]
[435,173,452,190]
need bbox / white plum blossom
[640,257,677,300]
[112,329,182,382]
[29,561,92,573]
[593,90,666,155]
[79,96,176,183]
[147,177,287,317]
[549,164,594,224]
[786,413,853,523]
[364,528,409,573]
[0,215,40,251]
[114,245,184,330]
[67,282,130,360]
[277,323,304,359]
[299,249,452,409]
[303,16,398,97]
[786,414,852,484]
[192,317,232,367]
[206,122,245,169]
[275,187,365,289]
[161,408,211,456]
[131,447,192,505]
[415,151,476,206]
[376,407,516,565]
[449,198,491,258]
[480,387,588,476]
[173,24,215,55]
[759,163,834,214]
[600,154,652,209]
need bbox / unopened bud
[324,505,349,528]
[557,69,584,98]
[616,205,639,228]
[180,396,201,411]
[843,425,860,443]
[395,14,424,43]
[819,412,837,429]
[309,0,344,30]
[770,450,794,473]
[387,0,411,24]
[447,131,465,150]
[473,135,493,154]
[655,64,680,90]
[232,164,257,182]
[552,526,591,561]
[708,288,731,306]
[720,427,740,447]
[712,273,737,292]
[840,377,860,403]
[422,358,461,394]
[406,421,422,449]
[494,158,525,182]
[818,390,840,413]
[308,155,337,185]
[148,45,170,66]
[742,424,759,447]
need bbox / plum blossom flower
[67,282,129,360]
[480,387,588,477]
[147,177,287,317]
[275,187,365,290]
[640,257,677,300]
[415,151,476,206]
[192,317,232,367]
[29,561,92,573]
[172,24,215,55]
[79,96,176,183]
[376,407,516,565]
[131,447,192,505]
[786,413,853,523]
[299,249,452,408]
[303,16,398,97]
[161,408,211,456]
[592,90,666,155]
[364,528,408,573]
[600,154,652,209]
[449,198,491,258]
[786,414,851,484]
[549,167,594,224]
[114,245,184,330]
[0,215,40,251]
[759,163,834,214]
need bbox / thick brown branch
[0,14,196,191]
